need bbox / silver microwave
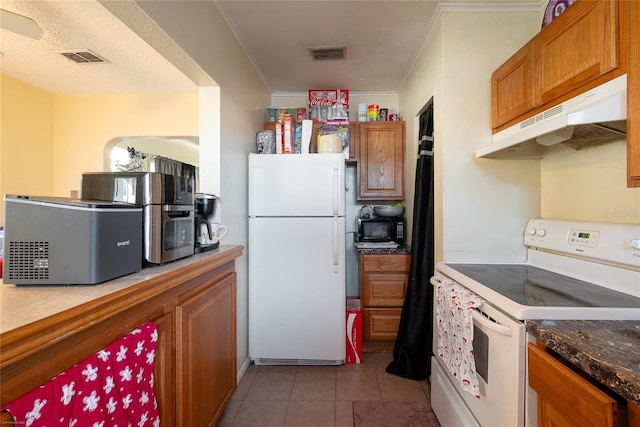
[356,217,405,244]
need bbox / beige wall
[0,78,198,208]
[1,76,55,227]
[541,141,640,223]
[400,11,542,264]
[53,93,198,196]
[400,7,640,269]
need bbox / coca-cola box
[308,89,349,122]
[346,297,362,364]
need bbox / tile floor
[217,352,432,427]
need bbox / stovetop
[446,263,640,309]
[436,262,640,320]
[434,218,640,321]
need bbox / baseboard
[236,357,251,384]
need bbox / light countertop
[0,246,241,335]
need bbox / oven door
[144,205,194,264]
[430,275,526,427]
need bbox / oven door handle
[471,309,512,337]
[430,276,513,337]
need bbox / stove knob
[527,227,537,236]
[536,228,546,237]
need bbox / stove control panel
[524,218,640,268]
[567,228,600,248]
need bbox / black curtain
[386,103,435,380]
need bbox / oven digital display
[570,229,599,248]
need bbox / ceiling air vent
[58,49,109,64]
[309,46,346,61]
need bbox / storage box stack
[308,89,350,158]
[261,106,308,154]
[308,89,349,122]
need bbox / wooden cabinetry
[177,272,236,427]
[360,253,410,348]
[492,0,624,132]
[492,43,539,129]
[0,248,242,427]
[357,121,405,200]
[528,342,620,427]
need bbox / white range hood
[477,74,627,159]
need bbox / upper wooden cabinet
[492,43,539,129]
[357,121,406,200]
[492,0,624,132]
[538,0,619,104]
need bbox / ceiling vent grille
[309,46,346,61]
[58,49,109,64]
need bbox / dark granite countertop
[526,320,640,405]
[355,245,411,255]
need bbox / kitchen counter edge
[0,245,244,337]
[355,246,411,255]
[525,319,640,405]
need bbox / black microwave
[356,217,405,244]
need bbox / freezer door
[248,216,346,363]
[248,153,345,217]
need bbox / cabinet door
[538,0,619,104]
[491,43,539,130]
[152,312,176,426]
[363,308,402,341]
[528,343,618,427]
[176,273,236,427]
[357,122,405,200]
[361,253,411,273]
[362,273,408,307]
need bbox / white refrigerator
[248,153,346,365]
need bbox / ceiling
[0,0,543,96]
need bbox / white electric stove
[430,218,640,427]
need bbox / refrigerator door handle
[332,216,339,272]
[333,164,339,216]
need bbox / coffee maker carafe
[194,193,219,253]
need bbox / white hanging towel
[435,278,486,398]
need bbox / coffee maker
[194,193,218,253]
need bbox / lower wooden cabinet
[152,312,176,425]
[360,253,410,347]
[528,342,619,427]
[0,248,242,427]
[177,273,236,427]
